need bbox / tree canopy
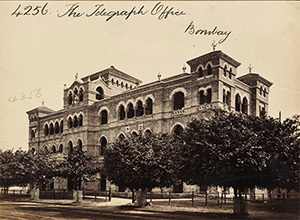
[56,147,101,190]
[104,133,182,192]
[180,109,300,193]
[0,149,56,189]
[0,149,18,190]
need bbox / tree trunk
[30,183,39,200]
[233,188,248,214]
[73,190,83,202]
[137,189,147,207]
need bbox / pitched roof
[237,73,273,87]
[26,106,55,114]
[81,66,142,84]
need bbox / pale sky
[1,1,299,151]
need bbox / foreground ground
[0,195,298,220]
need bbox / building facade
[27,50,272,191]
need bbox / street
[0,196,212,220]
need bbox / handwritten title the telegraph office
[11,2,232,44]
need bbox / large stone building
[27,50,272,191]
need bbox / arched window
[136,101,144,117]
[226,91,231,105]
[77,139,83,150]
[144,129,152,137]
[55,121,59,134]
[127,103,134,119]
[58,144,63,153]
[235,94,241,112]
[229,68,232,79]
[78,114,83,126]
[121,82,124,88]
[200,90,205,105]
[173,92,184,110]
[31,129,35,139]
[119,105,125,120]
[242,97,248,114]
[32,147,36,155]
[125,83,128,89]
[44,124,49,136]
[260,106,266,117]
[130,85,133,89]
[100,110,108,125]
[132,131,138,137]
[68,141,73,153]
[223,65,227,77]
[198,67,203,78]
[199,89,211,105]
[96,87,104,100]
[207,64,212,75]
[260,86,263,95]
[100,137,107,156]
[79,88,83,101]
[49,123,54,135]
[68,117,73,128]
[68,92,73,105]
[145,98,153,115]
[206,89,212,103]
[52,145,56,153]
[263,88,266,97]
[74,88,78,96]
[173,124,184,136]
[116,80,119,86]
[118,133,125,141]
[223,89,226,103]
[60,120,63,133]
[73,115,78,127]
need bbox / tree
[253,114,300,191]
[0,148,57,197]
[0,149,19,191]
[14,149,57,199]
[104,133,182,207]
[56,147,101,201]
[180,109,300,214]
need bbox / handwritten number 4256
[11,3,48,17]
[8,89,42,103]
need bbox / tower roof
[237,73,273,87]
[26,106,55,115]
[186,50,241,68]
[81,66,142,85]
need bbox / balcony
[198,104,212,111]
[172,109,185,115]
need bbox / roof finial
[41,99,45,106]
[157,72,161,81]
[248,64,253,73]
[182,64,187,73]
[211,41,217,51]
[75,73,78,80]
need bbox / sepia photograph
[0,1,299,219]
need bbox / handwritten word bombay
[185,21,231,44]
